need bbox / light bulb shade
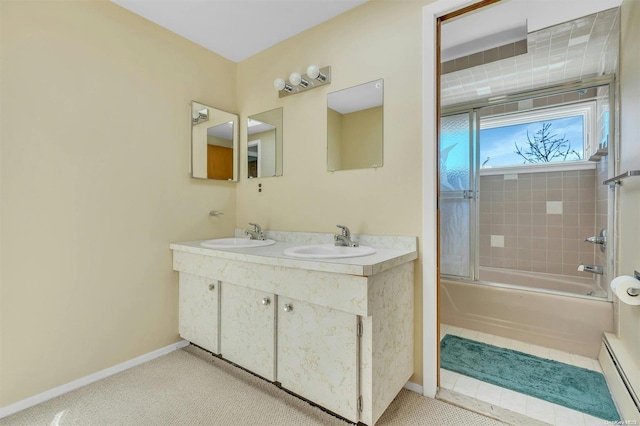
[307,65,320,79]
[289,72,302,86]
[274,78,286,91]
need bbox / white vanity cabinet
[220,282,276,381]
[178,273,219,354]
[277,297,359,421]
[171,233,416,426]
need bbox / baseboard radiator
[599,333,640,421]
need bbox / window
[479,102,595,170]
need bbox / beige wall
[0,0,4,412]
[340,106,383,170]
[207,135,233,148]
[192,121,209,177]
[327,106,383,171]
[327,108,343,171]
[0,0,237,406]
[236,0,428,384]
[617,0,640,397]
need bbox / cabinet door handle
[208,283,215,291]
[283,303,293,312]
[261,297,271,306]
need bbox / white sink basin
[200,238,276,249]
[283,244,376,259]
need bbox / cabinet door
[277,297,359,422]
[220,282,275,381]
[178,273,219,354]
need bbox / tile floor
[440,324,614,426]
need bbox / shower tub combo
[439,79,616,359]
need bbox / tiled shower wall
[479,169,597,278]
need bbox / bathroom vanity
[170,230,417,425]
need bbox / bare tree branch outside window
[514,122,582,163]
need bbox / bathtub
[477,266,607,298]
[440,276,614,358]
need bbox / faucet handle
[336,224,350,236]
[249,222,262,232]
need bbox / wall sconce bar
[274,66,331,98]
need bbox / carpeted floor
[1,345,507,426]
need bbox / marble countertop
[170,230,418,276]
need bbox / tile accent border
[442,39,527,74]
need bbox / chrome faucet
[585,229,607,252]
[245,223,265,240]
[577,264,604,275]
[585,236,605,244]
[334,225,359,247]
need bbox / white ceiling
[441,0,621,57]
[247,119,275,135]
[112,0,622,108]
[111,0,368,63]
[208,122,234,140]
[328,79,383,114]
[441,4,620,107]
[208,118,274,139]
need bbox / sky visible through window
[479,116,584,168]
[439,113,586,191]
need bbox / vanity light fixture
[273,78,293,93]
[307,65,327,82]
[274,65,331,98]
[289,72,309,88]
[193,108,208,124]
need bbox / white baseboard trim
[0,339,190,419]
[600,336,640,421]
[404,380,424,395]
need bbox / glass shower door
[439,112,476,279]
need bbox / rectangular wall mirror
[327,79,383,172]
[191,101,238,181]
[247,107,283,178]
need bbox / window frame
[479,101,597,175]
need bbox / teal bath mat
[440,334,620,421]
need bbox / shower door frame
[439,75,617,300]
[439,109,480,281]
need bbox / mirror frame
[190,101,239,182]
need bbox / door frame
[421,0,497,398]
[422,0,619,398]
[248,140,262,178]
